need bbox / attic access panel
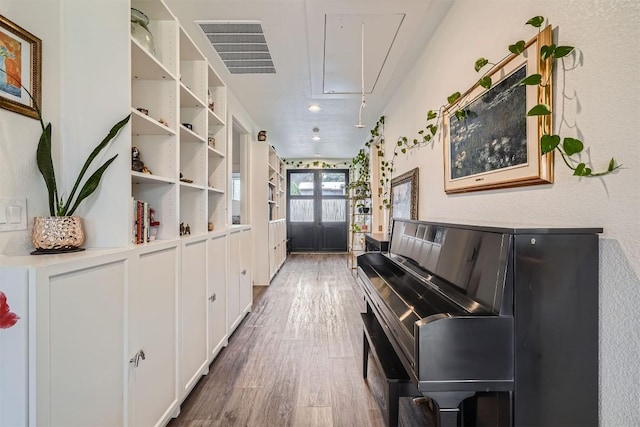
[198,21,276,74]
[323,14,405,94]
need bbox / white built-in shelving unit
[268,145,287,279]
[130,1,227,241]
[0,2,255,426]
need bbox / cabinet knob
[209,293,216,302]
[241,269,247,275]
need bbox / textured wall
[0,0,60,255]
[382,0,640,424]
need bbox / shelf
[180,124,206,143]
[179,26,205,61]
[208,187,224,194]
[132,0,175,20]
[207,146,225,158]
[268,181,276,187]
[131,38,176,81]
[180,82,205,108]
[208,108,225,126]
[268,200,276,204]
[131,108,176,135]
[131,171,175,184]
[180,181,205,190]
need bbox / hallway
[169,254,429,426]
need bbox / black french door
[287,169,349,252]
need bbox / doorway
[287,169,349,252]
[231,117,250,224]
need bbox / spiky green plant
[0,67,130,216]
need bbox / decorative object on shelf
[207,89,214,110]
[257,130,267,141]
[158,117,168,127]
[0,15,41,119]
[136,107,148,115]
[208,136,216,147]
[179,223,191,236]
[132,146,145,172]
[31,216,85,254]
[390,167,418,220]
[0,291,20,329]
[179,172,193,183]
[208,222,214,231]
[130,8,156,56]
[182,122,193,131]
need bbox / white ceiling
[166,0,453,160]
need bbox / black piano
[356,219,600,426]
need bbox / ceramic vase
[31,216,85,251]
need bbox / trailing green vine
[471,16,619,177]
[283,159,349,169]
[362,15,619,200]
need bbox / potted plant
[1,68,130,252]
[32,112,130,252]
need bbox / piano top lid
[390,219,603,235]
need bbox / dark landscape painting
[449,65,527,180]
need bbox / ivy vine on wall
[363,15,619,201]
[283,159,350,169]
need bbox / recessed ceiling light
[308,104,321,112]
[314,153,321,157]
[312,135,321,141]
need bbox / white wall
[0,0,61,255]
[0,0,131,255]
[382,0,639,424]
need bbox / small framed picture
[0,15,42,119]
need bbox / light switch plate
[0,198,27,231]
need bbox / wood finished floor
[169,253,431,427]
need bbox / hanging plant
[375,15,618,192]
[473,16,619,177]
[283,159,350,169]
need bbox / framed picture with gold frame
[390,167,418,221]
[443,25,553,194]
[0,15,42,119]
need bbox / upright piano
[356,219,600,426]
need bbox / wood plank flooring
[168,254,429,427]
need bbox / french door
[287,169,349,252]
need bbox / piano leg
[427,392,475,427]
[363,330,370,379]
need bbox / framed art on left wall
[0,15,41,119]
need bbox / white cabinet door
[239,229,253,314]
[42,259,128,427]
[130,245,179,427]
[180,239,208,397]
[227,231,241,333]
[207,234,227,360]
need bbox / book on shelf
[131,197,160,244]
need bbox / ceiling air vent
[198,21,276,74]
